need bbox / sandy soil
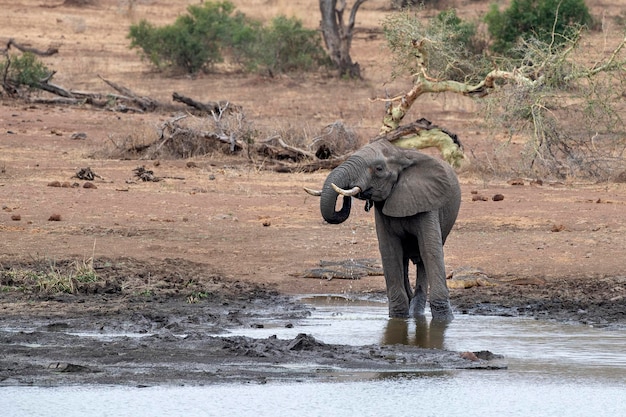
[1,0,625,386]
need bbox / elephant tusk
[303,187,322,196]
[331,183,361,197]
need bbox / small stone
[551,224,565,232]
[48,213,62,221]
[460,351,479,361]
[508,178,525,186]
[83,182,97,189]
[492,194,504,201]
[70,132,87,140]
[47,181,61,187]
[11,214,21,221]
[472,194,488,201]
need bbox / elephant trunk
[320,164,355,224]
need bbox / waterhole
[2,295,625,417]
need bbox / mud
[2,257,624,386]
[0,259,507,387]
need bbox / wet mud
[2,258,623,386]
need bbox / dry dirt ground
[1,0,625,385]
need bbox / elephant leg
[409,260,427,317]
[375,213,411,318]
[416,211,454,322]
[380,250,411,318]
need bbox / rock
[551,224,566,232]
[492,194,504,201]
[508,178,524,186]
[287,333,325,351]
[460,351,479,361]
[447,266,496,289]
[70,132,87,140]
[49,362,94,373]
[615,170,626,183]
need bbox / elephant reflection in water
[382,317,449,349]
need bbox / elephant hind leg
[409,259,427,317]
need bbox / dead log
[256,135,316,162]
[36,79,75,98]
[372,117,461,148]
[3,39,59,56]
[98,75,159,111]
[272,156,347,173]
[172,92,235,114]
[372,117,465,168]
[31,97,83,105]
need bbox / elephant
[306,139,461,321]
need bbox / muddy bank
[0,329,502,386]
[0,257,505,386]
[451,275,626,329]
[2,257,624,386]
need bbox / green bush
[128,1,328,75]
[485,0,592,55]
[239,16,330,74]
[432,9,477,51]
[0,52,50,88]
[128,1,253,73]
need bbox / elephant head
[316,139,456,222]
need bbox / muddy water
[3,296,626,417]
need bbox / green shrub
[239,16,330,74]
[128,1,253,73]
[0,52,50,88]
[485,0,592,55]
[128,1,328,75]
[433,9,477,51]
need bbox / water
[2,295,626,417]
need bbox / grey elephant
[306,140,461,320]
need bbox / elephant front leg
[379,252,411,318]
[376,217,411,318]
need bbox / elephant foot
[430,300,454,322]
[388,310,410,319]
[409,294,427,317]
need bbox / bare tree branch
[4,39,59,56]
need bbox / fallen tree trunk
[172,92,236,114]
[98,75,160,111]
[2,39,59,56]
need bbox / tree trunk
[319,0,366,78]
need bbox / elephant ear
[383,152,453,217]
